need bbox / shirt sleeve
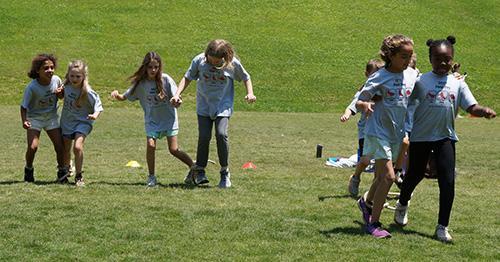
[21,84,33,109]
[458,80,477,111]
[184,56,201,81]
[123,86,137,101]
[232,59,251,82]
[347,91,360,115]
[358,72,383,101]
[89,90,104,113]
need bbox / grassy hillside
[1,0,498,112]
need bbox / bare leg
[146,138,156,175]
[63,137,73,168]
[73,134,86,174]
[46,128,65,168]
[26,129,41,168]
[394,136,409,170]
[370,159,395,223]
[167,136,194,167]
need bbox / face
[68,68,84,87]
[388,44,413,72]
[146,59,160,80]
[207,55,224,67]
[430,44,453,75]
[38,60,55,81]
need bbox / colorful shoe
[366,222,392,238]
[348,175,360,196]
[24,167,35,182]
[357,196,372,224]
[147,175,157,187]
[75,173,85,187]
[195,169,209,185]
[394,200,409,226]
[57,167,69,184]
[218,169,232,189]
[435,224,452,243]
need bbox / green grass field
[1,0,500,260]
[0,106,499,260]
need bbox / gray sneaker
[195,169,209,185]
[218,170,232,188]
[184,169,195,185]
[435,224,452,243]
[348,175,360,196]
[147,175,157,187]
[394,200,409,226]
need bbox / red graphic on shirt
[426,91,437,99]
[406,90,412,96]
[387,89,396,97]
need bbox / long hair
[204,39,235,70]
[128,51,165,99]
[379,34,414,67]
[28,53,57,79]
[64,60,90,108]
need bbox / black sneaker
[57,168,69,183]
[24,167,35,182]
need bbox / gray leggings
[196,115,229,168]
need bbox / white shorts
[363,135,401,161]
[28,115,60,131]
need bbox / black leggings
[399,139,456,227]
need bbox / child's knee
[360,156,370,166]
[168,146,179,155]
[384,172,396,183]
[27,144,38,153]
[73,144,84,154]
[147,140,156,149]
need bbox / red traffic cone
[242,162,257,169]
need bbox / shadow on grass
[318,194,355,201]
[87,181,212,190]
[320,220,365,237]
[0,180,59,185]
[387,224,436,240]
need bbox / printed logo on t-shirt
[202,67,227,87]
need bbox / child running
[60,60,103,186]
[111,51,195,187]
[170,39,256,188]
[340,59,385,197]
[394,36,496,243]
[20,53,68,183]
[356,34,419,238]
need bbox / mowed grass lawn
[0,106,498,260]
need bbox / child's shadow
[318,194,356,201]
[387,224,436,241]
[0,180,58,185]
[88,181,212,190]
[320,221,366,237]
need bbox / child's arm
[356,100,374,116]
[243,79,256,103]
[20,106,31,129]
[170,77,191,108]
[467,104,496,119]
[55,83,64,99]
[110,90,126,101]
[340,108,353,122]
[87,111,101,120]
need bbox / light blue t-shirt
[60,84,103,135]
[409,72,477,142]
[359,67,419,143]
[184,53,251,119]
[346,91,367,139]
[21,75,62,119]
[124,73,178,133]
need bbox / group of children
[340,34,496,242]
[20,39,256,189]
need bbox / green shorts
[363,135,401,161]
[146,129,179,140]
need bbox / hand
[87,114,97,120]
[483,107,496,119]
[340,114,350,122]
[245,94,256,103]
[55,84,64,94]
[110,90,120,99]
[362,102,374,117]
[23,120,31,129]
[170,95,182,108]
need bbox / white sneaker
[147,175,157,187]
[218,170,231,188]
[435,224,452,243]
[394,200,409,226]
[348,175,360,196]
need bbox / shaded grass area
[0,0,499,112]
[0,106,498,260]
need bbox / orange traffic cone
[242,162,257,169]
